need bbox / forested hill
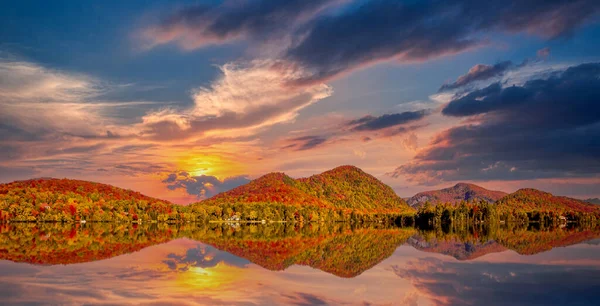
[197,165,413,214]
[294,165,409,211]
[201,172,331,208]
[408,183,507,208]
[496,188,600,215]
[0,178,175,222]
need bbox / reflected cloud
[392,257,600,306]
[163,244,250,271]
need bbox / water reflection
[1,223,599,305]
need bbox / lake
[1,222,599,305]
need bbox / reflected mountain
[408,224,600,260]
[407,236,507,260]
[1,223,600,277]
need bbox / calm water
[1,223,599,305]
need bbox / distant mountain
[407,183,507,208]
[496,188,600,215]
[199,165,413,214]
[585,198,600,205]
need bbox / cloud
[163,244,250,271]
[0,60,151,142]
[537,47,551,59]
[347,110,430,131]
[141,0,343,50]
[142,1,598,85]
[284,0,600,84]
[114,162,169,176]
[392,62,600,184]
[139,60,332,141]
[439,49,553,92]
[401,133,419,151]
[46,144,107,156]
[162,171,251,199]
[281,292,329,306]
[284,136,329,151]
[0,60,101,102]
[439,61,513,91]
[392,257,600,306]
[279,109,430,152]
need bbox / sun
[191,168,208,176]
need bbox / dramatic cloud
[143,1,598,85]
[438,61,513,91]
[0,60,157,142]
[392,257,600,306]
[280,109,430,152]
[140,60,332,141]
[439,49,552,92]
[348,110,430,131]
[284,0,600,84]
[141,0,343,50]
[162,171,251,199]
[393,62,600,184]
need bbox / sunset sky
[1,0,599,203]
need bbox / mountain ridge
[196,165,414,215]
[407,183,507,208]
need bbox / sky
[1,0,599,203]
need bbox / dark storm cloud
[285,0,600,84]
[348,110,430,131]
[438,61,513,91]
[281,110,430,152]
[392,257,600,306]
[392,62,600,183]
[147,0,342,48]
[162,171,250,199]
[162,244,250,271]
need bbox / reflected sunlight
[178,262,245,291]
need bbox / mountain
[0,178,175,222]
[585,198,600,205]
[407,183,507,208]
[199,226,416,278]
[407,236,507,260]
[496,188,600,215]
[198,165,413,215]
[203,172,331,208]
[294,165,409,211]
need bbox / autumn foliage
[0,178,176,222]
[193,166,415,223]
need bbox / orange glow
[177,262,246,290]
